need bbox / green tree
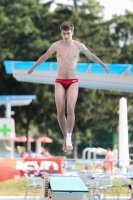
[112,11,133,63]
[0,0,61,153]
[1,0,133,158]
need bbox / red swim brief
[55,78,78,89]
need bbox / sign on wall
[0,118,15,139]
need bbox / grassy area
[0,178,41,196]
[89,179,132,197]
[0,177,131,197]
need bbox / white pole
[5,102,11,118]
[36,141,41,153]
[119,97,129,172]
[5,101,14,158]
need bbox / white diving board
[4,60,133,93]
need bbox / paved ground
[0,197,129,200]
[0,198,29,200]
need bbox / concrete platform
[0,197,128,200]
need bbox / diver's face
[61,29,73,43]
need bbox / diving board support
[121,65,131,76]
[43,174,89,200]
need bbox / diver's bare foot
[66,145,73,151]
[62,141,67,152]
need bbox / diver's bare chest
[57,46,79,59]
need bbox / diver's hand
[27,68,34,75]
[104,66,111,73]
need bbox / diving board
[43,175,88,200]
[0,95,36,118]
[4,60,133,92]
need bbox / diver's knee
[67,106,74,115]
[57,109,64,117]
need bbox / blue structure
[49,176,88,193]
[0,95,36,101]
[45,175,88,200]
[4,60,133,92]
[0,95,36,118]
[4,60,133,75]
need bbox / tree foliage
[0,0,133,157]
